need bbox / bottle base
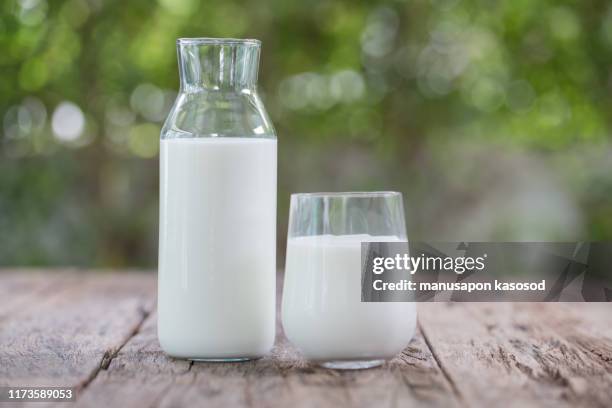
[188,357,259,363]
[318,359,385,370]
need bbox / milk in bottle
[158,38,276,360]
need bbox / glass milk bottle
[158,38,276,360]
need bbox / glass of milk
[282,192,416,369]
[158,38,276,361]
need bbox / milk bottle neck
[177,38,260,93]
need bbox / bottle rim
[177,37,261,46]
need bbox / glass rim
[291,191,402,199]
[176,37,261,46]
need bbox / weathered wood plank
[0,272,155,391]
[508,303,612,406]
[418,303,612,408]
[2,272,611,408]
[339,328,460,408]
[76,311,191,408]
[81,322,459,408]
[79,284,460,408]
[0,270,81,319]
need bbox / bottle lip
[177,37,261,46]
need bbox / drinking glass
[281,192,416,369]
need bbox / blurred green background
[1,0,611,267]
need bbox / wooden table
[0,270,611,408]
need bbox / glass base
[189,357,256,363]
[318,359,385,370]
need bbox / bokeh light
[51,102,85,142]
[0,0,611,267]
[128,123,160,158]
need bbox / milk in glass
[282,234,416,362]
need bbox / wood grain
[76,311,191,408]
[77,276,459,408]
[418,303,612,408]
[0,269,80,320]
[0,271,611,408]
[0,272,155,389]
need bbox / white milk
[158,137,276,359]
[282,234,416,362]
